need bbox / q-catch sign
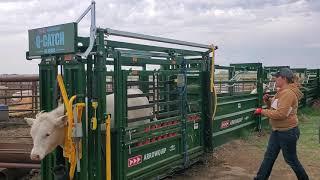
[28,23,77,56]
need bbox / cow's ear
[25,118,35,126]
[53,115,68,128]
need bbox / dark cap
[271,68,294,81]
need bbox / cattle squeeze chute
[26,2,320,180]
[26,1,217,180]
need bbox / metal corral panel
[212,94,258,147]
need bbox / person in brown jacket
[254,68,309,180]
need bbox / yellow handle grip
[91,117,97,130]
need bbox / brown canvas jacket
[262,84,303,131]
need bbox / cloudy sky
[0,0,319,74]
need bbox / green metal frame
[38,58,58,180]
[27,21,212,179]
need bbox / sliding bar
[103,28,211,49]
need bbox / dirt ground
[168,139,319,180]
[168,112,320,180]
[0,122,32,144]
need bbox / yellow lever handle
[91,102,98,130]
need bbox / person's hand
[254,108,263,115]
[263,94,270,102]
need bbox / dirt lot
[168,108,320,180]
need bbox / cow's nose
[30,154,40,161]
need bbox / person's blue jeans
[254,127,309,180]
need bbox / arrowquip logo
[220,117,244,129]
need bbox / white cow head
[25,105,67,161]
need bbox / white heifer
[107,89,152,128]
[25,88,152,161]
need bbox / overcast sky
[0,0,319,74]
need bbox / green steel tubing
[257,63,263,133]
[39,59,58,180]
[86,55,95,180]
[93,30,107,180]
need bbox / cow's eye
[45,133,50,137]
